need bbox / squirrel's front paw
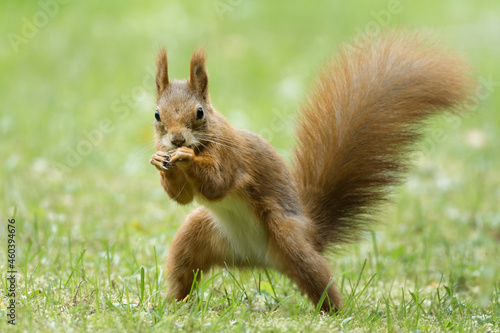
[169,147,195,168]
[150,151,175,171]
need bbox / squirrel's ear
[156,47,169,98]
[189,47,209,100]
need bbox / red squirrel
[149,31,474,312]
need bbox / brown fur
[149,31,474,313]
[293,31,475,250]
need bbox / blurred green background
[1,0,498,225]
[0,0,499,330]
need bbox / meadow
[1,0,499,331]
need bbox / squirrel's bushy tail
[292,31,475,251]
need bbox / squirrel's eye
[155,110,161,122]
[196,107,204,120]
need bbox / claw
[162,162,174,170]
[162,157,173,168]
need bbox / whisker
[200,138,238,149]
[135,140,155,150]
[173,181,188,201]
[137,137,154,143]
[132,142,156,160]
[198,133,235,143]
[198,135,237,148]
[141,121,155,127]
[197,137,240,152]
[197,134,238,148]
[197,141,208,150]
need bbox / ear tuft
[189,47,209,100]
[156,47,169,98]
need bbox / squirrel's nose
[171,138,186,147]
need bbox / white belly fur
[198,195,269,266]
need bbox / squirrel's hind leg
[166,207,233,300]
[267,214,343,313]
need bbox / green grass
[1,0,499,331]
